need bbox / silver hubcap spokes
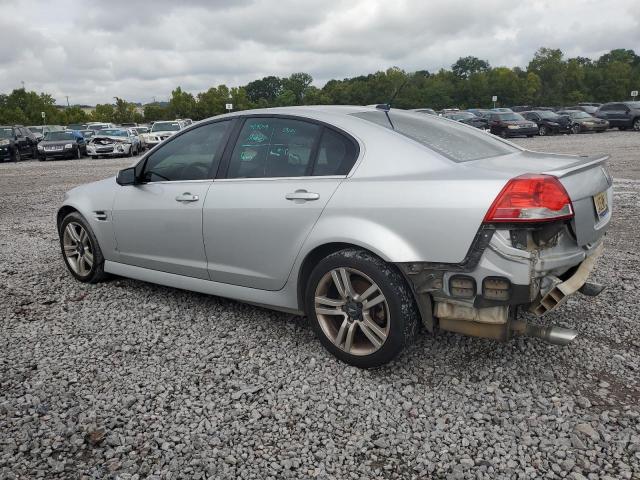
[314,267,390,356]
[63,222,94,276]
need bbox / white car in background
[86,128,141,158]
[143,121,185,149]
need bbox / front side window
[227,118,320,178]
[141,121,230,182]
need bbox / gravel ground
[1,131,639,479]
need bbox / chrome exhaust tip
[543,325,579,345]
[511,320,578,346]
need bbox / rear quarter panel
[303,129,510,264]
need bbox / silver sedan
[57,106,612,367]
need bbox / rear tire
[633,118,640,131]
[538,125,548,136]
[59,212,107,284]
[571,124,581,134]
[499,130,507,138]
[305,248,419,368]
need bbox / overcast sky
[1,0,638,105]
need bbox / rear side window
[312,128,358,176]
[228,118,320,178]
[352,110,518,162]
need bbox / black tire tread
[305,248,419,368]
[59,212,107,284]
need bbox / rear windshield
[351,110,518,162]
[45,131,76,141]
[152,122,181,132]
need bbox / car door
[602,104,624,126]
[203,116,359,290]
[111,120,232,279]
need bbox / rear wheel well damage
[296,243,420,318]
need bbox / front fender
[57,178,118,261]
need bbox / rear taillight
[483,174,574,223]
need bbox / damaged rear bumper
[399,222,606,343]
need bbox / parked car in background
[56,105,612,367]
[132,126,150,150]
[521,110,572,136]
[38,130,86,160]
[443,111,488,130]
[487,112,538,138]
[67,123,89,131]
[595,102,640,131]
[510,106,532,112]
[145,120,184,149]
[120,123,138,127]
[565,105,599,115]
[466,108,493,118]
[409,108,436,115]
[27,125,65,142]
[79,130,96,142]
[491,108,513,113]
[86,128,141,158]
[87,122,115,132]
[556,110,609,133]
[0,125,39,161]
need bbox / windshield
[496,113,525,121]
[151,122,181,132]
[352,110,518,162]
[570,112,592,119]
[536,111,559,119]
[100,129,129,137]
[447,112,476,120]
[81,130,94,137]
[134,127,149,134]
[46,132,76,141]
[0,128,13,139]
[28,126,43,134]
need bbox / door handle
[285,190,320,201]
[175,192,199,203]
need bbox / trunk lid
[467,150,613,246]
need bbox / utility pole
[66,96,70,107]
[21,80,25,90]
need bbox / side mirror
[116,167,137,186]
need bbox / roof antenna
[375,76,410,130]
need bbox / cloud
[0,0,638,105]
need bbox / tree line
[1,47,638,126]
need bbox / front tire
[59,212,106,283]
[633,118,640,131]
[305,249,419,368]
[571,124,581,134]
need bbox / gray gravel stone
[1,135,639,478]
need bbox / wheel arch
[295,241,414,315]
[57,205,79,233]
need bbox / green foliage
[2,48,639,127]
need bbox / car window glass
[353,110,518,163]
[313,128,358,176]
[227,118,320,178]
[142,121,230,182]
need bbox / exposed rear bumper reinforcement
[530,242,604,316]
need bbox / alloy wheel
[634,119,640,131]
[314,267,390,356]
[62,222,94,276]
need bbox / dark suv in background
[596,102,640,131]
[521,110,571,135]
[0,126,39,162]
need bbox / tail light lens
[484,174,573,223]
